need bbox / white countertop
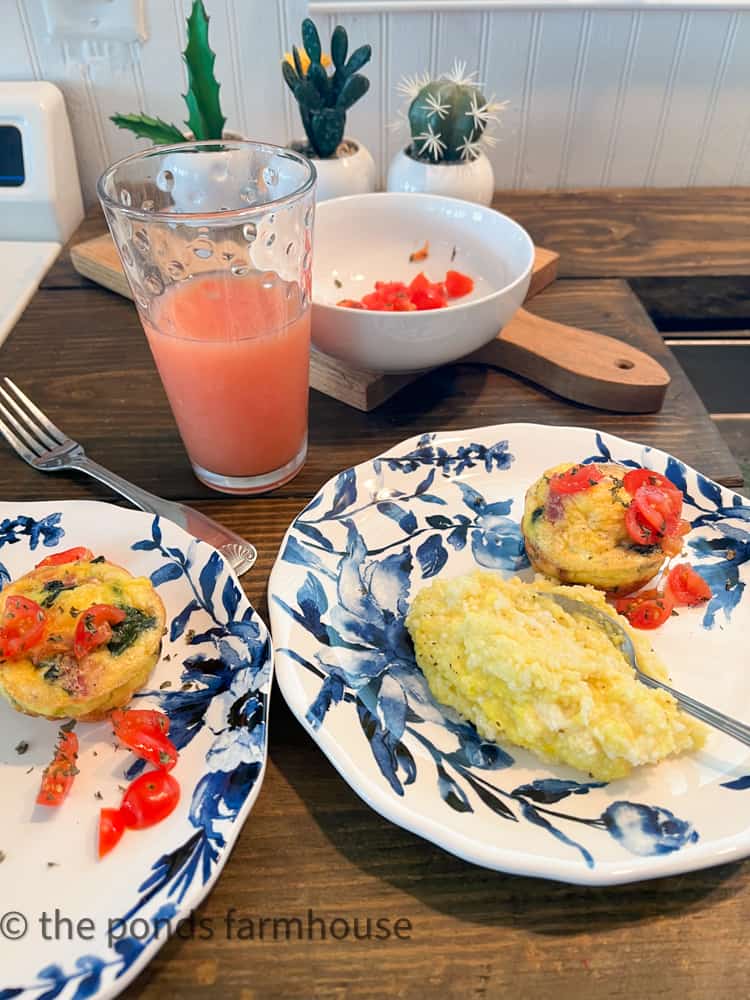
[0,241,61,346]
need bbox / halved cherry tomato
[626,597,674,630]
[98,807,126,858]
[665,564,712,607]
[0,595,47,658]
[445,269,474,297]
[112,708,177,771]
[549,464,604,495]
[624,503,661,546]
[37,728,79,806]
[36,547,94,569]
[73,604,126,660]
[634,485,679,536]
[613,587,660,612]
[120,770,180,829]
[614,589,674,630]
[110,708,170,738]
[623,470,683,511]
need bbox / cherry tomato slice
[37,729,79,806]
[627,597,673,629]
[444,269,474,298]
[665,564,712,606]
[634,485,679,536]
[624,503,661,546]
[73,604,126,660]
[112,710,177,771]
[120,770,180,830]
[549,464,604,495]
[0,595,47,658]
[98,807,126,858]
[35,547,94,569]
[336,298,364,309]
[623,470,683,511]
[613,588,662,615]
[110,708,170,738]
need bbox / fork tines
[0,377,69,464]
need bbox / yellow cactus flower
[284,48,331,76]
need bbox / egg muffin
[406,570,704,781]
[521,462,666,595]
[0,553,165,721]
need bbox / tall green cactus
[408,78,490,163]
[282,19,371,159]
[111,0,225,144]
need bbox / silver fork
[548,592,750,748]
[0,377,257,576]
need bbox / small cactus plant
[111,0,225,144]
[282,19,371,159]
[397,62,505,163]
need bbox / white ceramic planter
[159,130,249,213]
[299,139,377,202]
[386,147,494,206]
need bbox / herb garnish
[40,580,77,607]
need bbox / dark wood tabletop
[5,190,749,1000]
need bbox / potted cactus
[282,18,376,201]
[110,0,245,213]
[387,63,506,206]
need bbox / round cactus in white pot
[387,62,506,206]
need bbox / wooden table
[5,190,748,999]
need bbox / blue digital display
[0,125,24,186]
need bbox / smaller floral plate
[270,424,750,886]
[0,501,271,1000]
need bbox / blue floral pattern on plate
[0,502,271,1000]
[270,425,750,886]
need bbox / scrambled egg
[521,462,666,594]
[0,559,165,721]
[405,570,704,781]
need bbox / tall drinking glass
[98,141,316,494]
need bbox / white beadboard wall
[4,0,750,206]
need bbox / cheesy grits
[405,570,704,781]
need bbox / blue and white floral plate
[0,501,271,1000]
[270,424,750,886]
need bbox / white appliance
[0,81,84,343]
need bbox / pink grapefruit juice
[142,271,310,482]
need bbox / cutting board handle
[470,307,671,413]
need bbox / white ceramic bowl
[311,192,534,372]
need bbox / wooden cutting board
[70,233,669,413]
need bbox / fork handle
[70,456,257,575]
[638,674,750,748]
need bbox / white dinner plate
[0,501,272,999]
[269,424,749,886]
